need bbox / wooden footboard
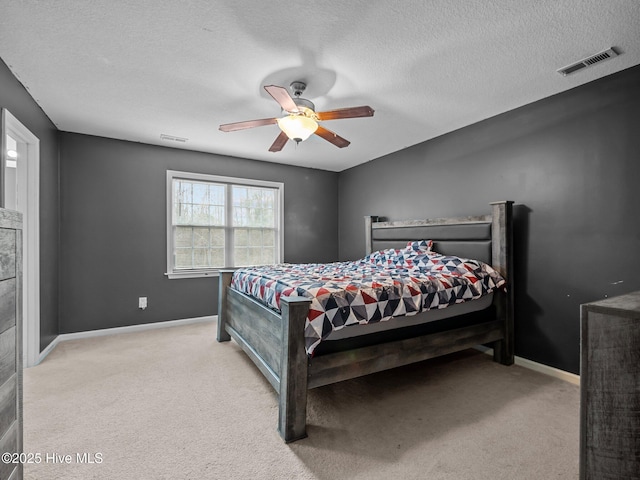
[217,200,514,442]
[217,272,311,442]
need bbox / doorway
[2,108,40,368]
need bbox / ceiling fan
[219,81,374,152]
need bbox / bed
[217,201,514,442]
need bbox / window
[166,171,283,279]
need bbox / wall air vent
[557,48,618,76]
[160,134,188,143]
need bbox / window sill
[165,270,220,280]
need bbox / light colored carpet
[23,321,579,479]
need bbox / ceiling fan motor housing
[290,81,307,97]
[292,97,315,114]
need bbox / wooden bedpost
[216,270,234,342]
[490,201,514,365]
[278,295,312,443]
[364,215,379,255]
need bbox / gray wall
[338,65,640,374]
[59,133,338,334]
[0,58,60,351]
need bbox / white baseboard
[37,335,62,365]
[34,319,580,387]
[34,315,217,366]
[476,346,580,386]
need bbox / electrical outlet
[138,297,147,310]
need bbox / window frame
[166,170,284,279]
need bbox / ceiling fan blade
[264,85,299,113]
[316,106,374,121]
[219,117,278,132]
[268,131,289,152]
[314,125,350,148]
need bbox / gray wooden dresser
[0,209,22,480]
[580,291,640,480]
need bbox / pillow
[364,248,401,265]
[403,240,433,254]
[365,241,433,268]
[390,242,433,268]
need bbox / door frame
[2,108,40,368]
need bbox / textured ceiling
[1,0,639,172]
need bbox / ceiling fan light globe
[276,115,318,143]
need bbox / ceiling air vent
[557,48,618,76]
[160,134,188,143]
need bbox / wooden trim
[373,215,492,229]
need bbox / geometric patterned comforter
[231,240,506,356]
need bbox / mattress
[231,240,506,355]
[323,292,493,341]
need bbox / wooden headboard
[364,201,513,282]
